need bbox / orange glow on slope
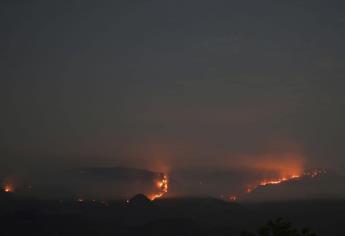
[245,168,327,194]
[149,174,168,201]
[233,153,305,195]
[227,168,328,201]
[245,174,301,193]
[236,153,305,178]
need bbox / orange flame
[245,168,327,194]
[3,185,14,193]
[149,174,168,201]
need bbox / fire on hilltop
[229,168,328,201]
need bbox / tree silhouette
[241,218,316,236]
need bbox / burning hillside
[238,168,345,201]
[148,174,169,201]
[0,167,169,201]
[244,169,327,194]
[1,164,341,203]
[168,162,343,202]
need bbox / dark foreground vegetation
[1,193,344,236]
[241,218,316,236]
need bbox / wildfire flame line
[245,174,300,193]
[229,168,327,201]
[149,174,168,201]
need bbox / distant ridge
[241,169,345,201]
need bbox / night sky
[1,0,345,175]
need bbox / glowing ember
[3,185,13,193]
[156,181,164,188]
[229,195,238,202]
[149,174,168,201]
[305,168,327,178]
